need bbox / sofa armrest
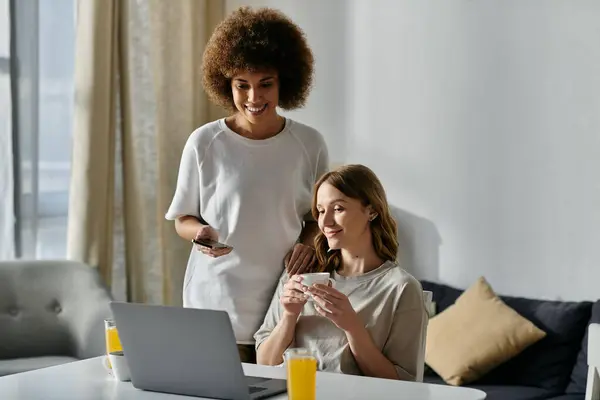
[586,323,600,400]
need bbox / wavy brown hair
[201,6,314,111]
[311,164,399,273]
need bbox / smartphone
[192,238,230,249]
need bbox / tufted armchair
[0,260,113,376]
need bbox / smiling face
[315,182,374,251]
[231,70,279,125]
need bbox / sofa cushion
[421,280,462,313]
[566,300,600,394]
[478,297,592,392]
[424,375,558,400]
[422,280,593,391]
[425,277,546,386]
[0,356,78,377]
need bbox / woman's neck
[337,239,385,277]
[227,113,285,140]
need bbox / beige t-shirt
[254,261,428,381]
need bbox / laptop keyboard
[246,376,270,386]
[249,386,267,394]
[246,376,270,395]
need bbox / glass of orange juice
[104,319,122,369]
[284,348,317,400]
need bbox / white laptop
[109,302,287,400]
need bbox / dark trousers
[238,344,256,364]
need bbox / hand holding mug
[298,273,334,302]
[309,284,361,333]
[281,275,310,317]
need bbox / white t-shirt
[165,118,329,343]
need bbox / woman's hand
[284,243,317,275]
[309,284,362,333]
[194,225,232,258]
[281,275,309,317]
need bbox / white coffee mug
[108,351,131,382]
[299,272,334,302]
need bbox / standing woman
[165,6,329,363]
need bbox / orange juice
[105,326,122,354]
[285,349,317,400]
[104,319,122,369]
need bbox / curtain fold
[68,0,224,305]
[148,0,225,305]
[68,0,119,285]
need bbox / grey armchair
[0,260,113,376]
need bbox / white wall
[225,0,600,301]
[348,0,600,301]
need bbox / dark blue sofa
[421,280,600,400]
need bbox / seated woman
[254,164,428,381]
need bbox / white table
[0,357,486,399]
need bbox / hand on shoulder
[285,243,317,275]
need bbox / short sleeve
[303,137,330,222]
[254,271,289,351]
[382,279,428,381]
[315,138,329,183]
[165,135,201,220]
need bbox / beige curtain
[68,0,225,305]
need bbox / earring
[369,213,378,221]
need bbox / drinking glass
[104,319,122,369]
[284,348,317,400]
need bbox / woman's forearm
[256,313,298,365]
[346,325,402,380]
[175,216,205,242]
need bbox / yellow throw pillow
[425,277,546,386]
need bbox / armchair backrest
[0,260,113,360]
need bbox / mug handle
[327,278,335,287]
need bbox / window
[2,0,75,260]
[0,0,13,260]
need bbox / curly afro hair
[202,6,314,111]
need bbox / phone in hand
[192,238,230,249]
